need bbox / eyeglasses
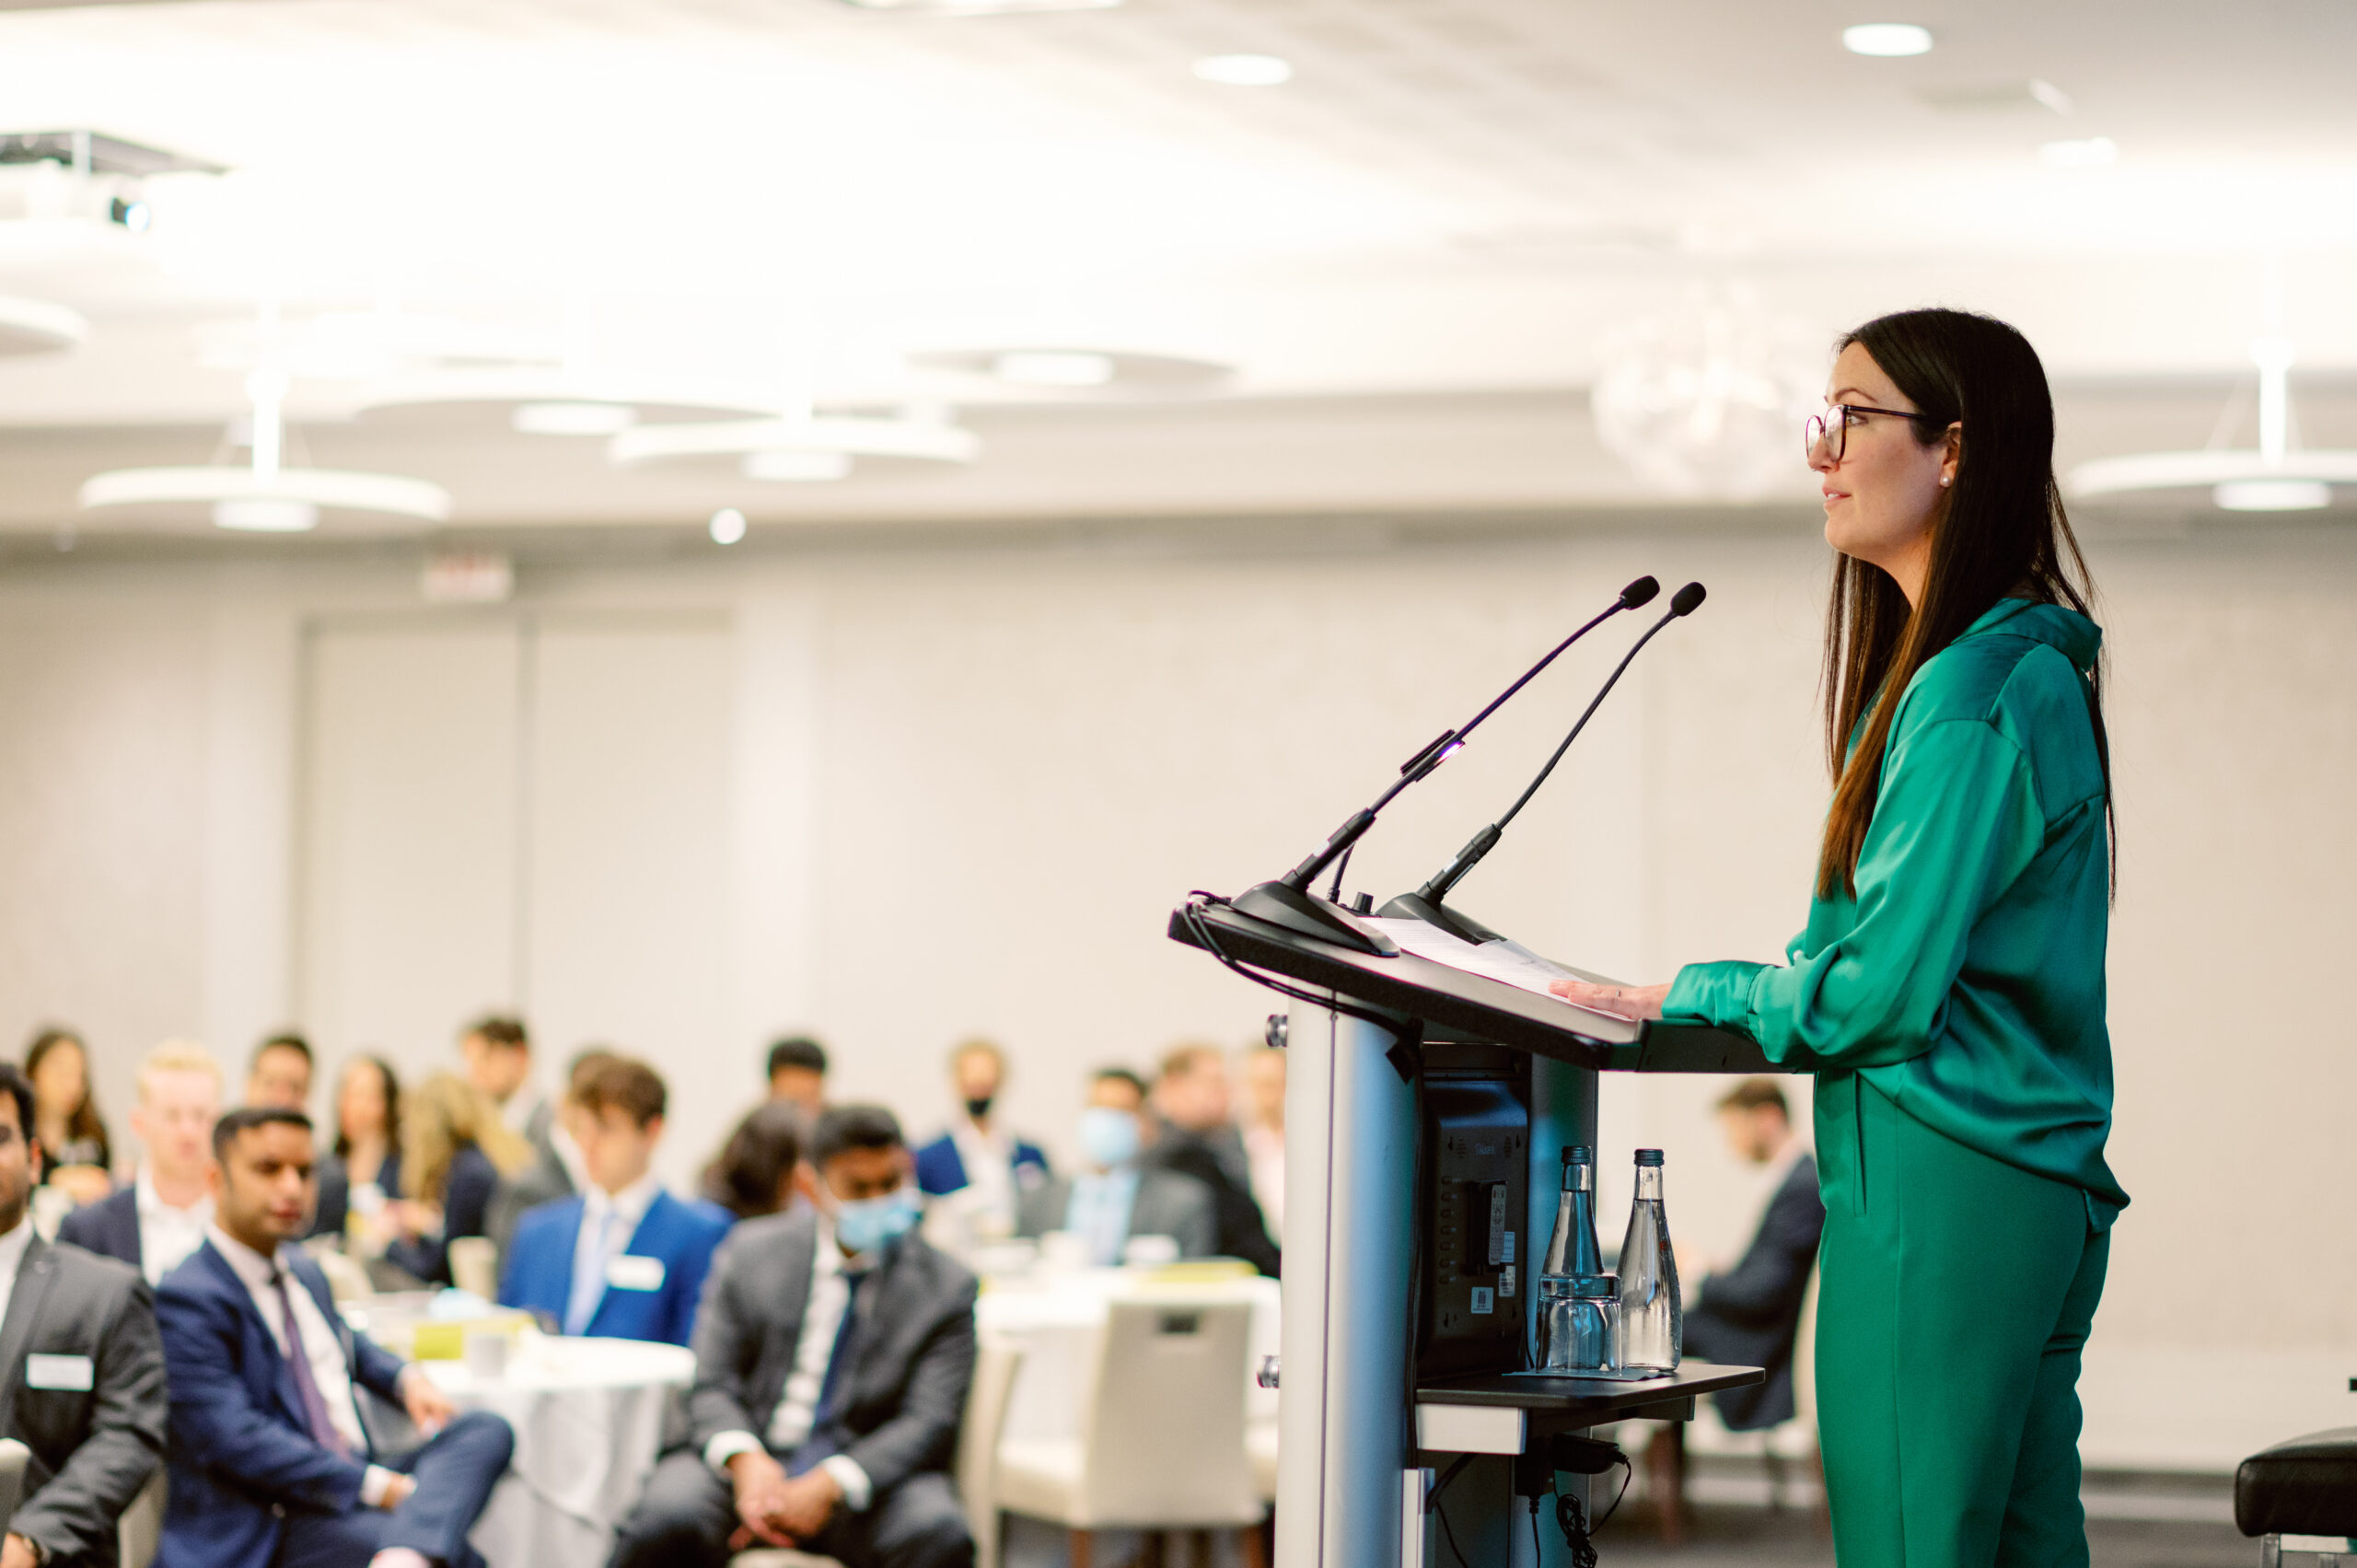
[1804,403,1943,462]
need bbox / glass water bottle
[1617,1148,1681,1374]
[1541,1145,1605,1278]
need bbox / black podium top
[1170,898,1782,1074]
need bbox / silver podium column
[1275,999,1417,1568]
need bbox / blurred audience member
[1016,1068,1213,1263]
[389,1073,531,1286]
[244,1033,313,1113]
[157,1107,514,1568]
[459,1015,548,1149]
[486,1047,611,1257]
[610,1104,974,1568]
[25,1027,112,1206]
[62,1041,221,1284]
[501,1058,729,1347]
[702,1102,806,1224]
[310,1056,402,1246]
[0,1061,168,1568]
[1149,1044,1279,1276]
[1646,1078,1826,1539]
[911,1039,1049,1231]
[1682,1078,1824,1425]
[765,1037,829,1123]
[1240,1045,1286,1239]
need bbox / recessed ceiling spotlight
[1841,23,1933,56]
[709,506,749,544]
[512,401,636,436]
[2039,135,2119,168]
[1193,54,1295,87]
[992,350,1116,388]
[743,450,855,482]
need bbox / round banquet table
[413,1335,695,1568]
[974,1267,1281,1448]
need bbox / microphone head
[1670,582,1707,617]
[1619,575,1660,610]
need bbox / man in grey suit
[0,1063,167,1568]
[483,1047,613,1258]
[1015,1068,1216,1262]
[608,1105,974,1568]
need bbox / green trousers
[1815,1077,2111,1568]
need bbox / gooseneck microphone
[1382,581,1706,945]
[1228,576,1661,955]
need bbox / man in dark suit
[156,1108,515,1568]
[609,1105,974,1568]
[0,1063,167,1568]
[459,1016,550,1153]
[485,1048,612,1258]
[60,1041,223,1285]
[1147,1045,1280,1275]
[1651,1077,1825,1539]
[911,1040,1051,1225]
[499,1058,730,1346]
[1016,1068,1216,1262]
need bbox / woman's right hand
[1548,978,1670,1021]
[49,1164,114,1207]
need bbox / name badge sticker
[606,1255,666,1292]
[25,1353,94,1391]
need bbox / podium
[1171,896,1789,1567]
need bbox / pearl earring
[1940,476,1952,487]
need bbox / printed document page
[1362,917,1631,1023]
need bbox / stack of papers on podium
[1364,916,1620,1016]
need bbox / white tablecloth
[976,1269,1280,1446]
[416,1336,695,1568]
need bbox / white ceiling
[0,0,2352,535]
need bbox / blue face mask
[1077,1107,1141,1170]
[833,1187,920,1255]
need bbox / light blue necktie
[563,1207,621,1336]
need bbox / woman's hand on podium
[1548,978,1669,1020]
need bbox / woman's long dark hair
[24,1027,108,1156]
[702,1101,806,1222]
[333,1054,403,1162]
[1818,308,2111,898]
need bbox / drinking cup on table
[1039,1230,1088,1272]
[463,1327,511,1381]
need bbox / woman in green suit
[1554,308,2124,1568]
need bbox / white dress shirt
[207,1224,404,1505]
[947,1118,1016,1226]
[702,1214,873,1510]
[134,1167,213,1286]
[0,1214,37,1329]
[566,1170,663,1329]
[1244,1121,1284,1237]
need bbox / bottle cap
[1562,1145,1593,1164]
[1634,1148,1665,1167]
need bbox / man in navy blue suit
[156,1108,514,1568]
[59,1041,222,1285]
[910,1040,1049,1229]
[499,1058,730,1347]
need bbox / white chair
[0,1439,28,1538]
[120,1469,165,1568]
[447,1236,499,1302]
[959,1337,1026,1568]
[1248,1421,1278,1505]
[997,1297,1266,1568]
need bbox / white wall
[0,515,2349,1467]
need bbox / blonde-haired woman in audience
[388,1071,533,1286]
